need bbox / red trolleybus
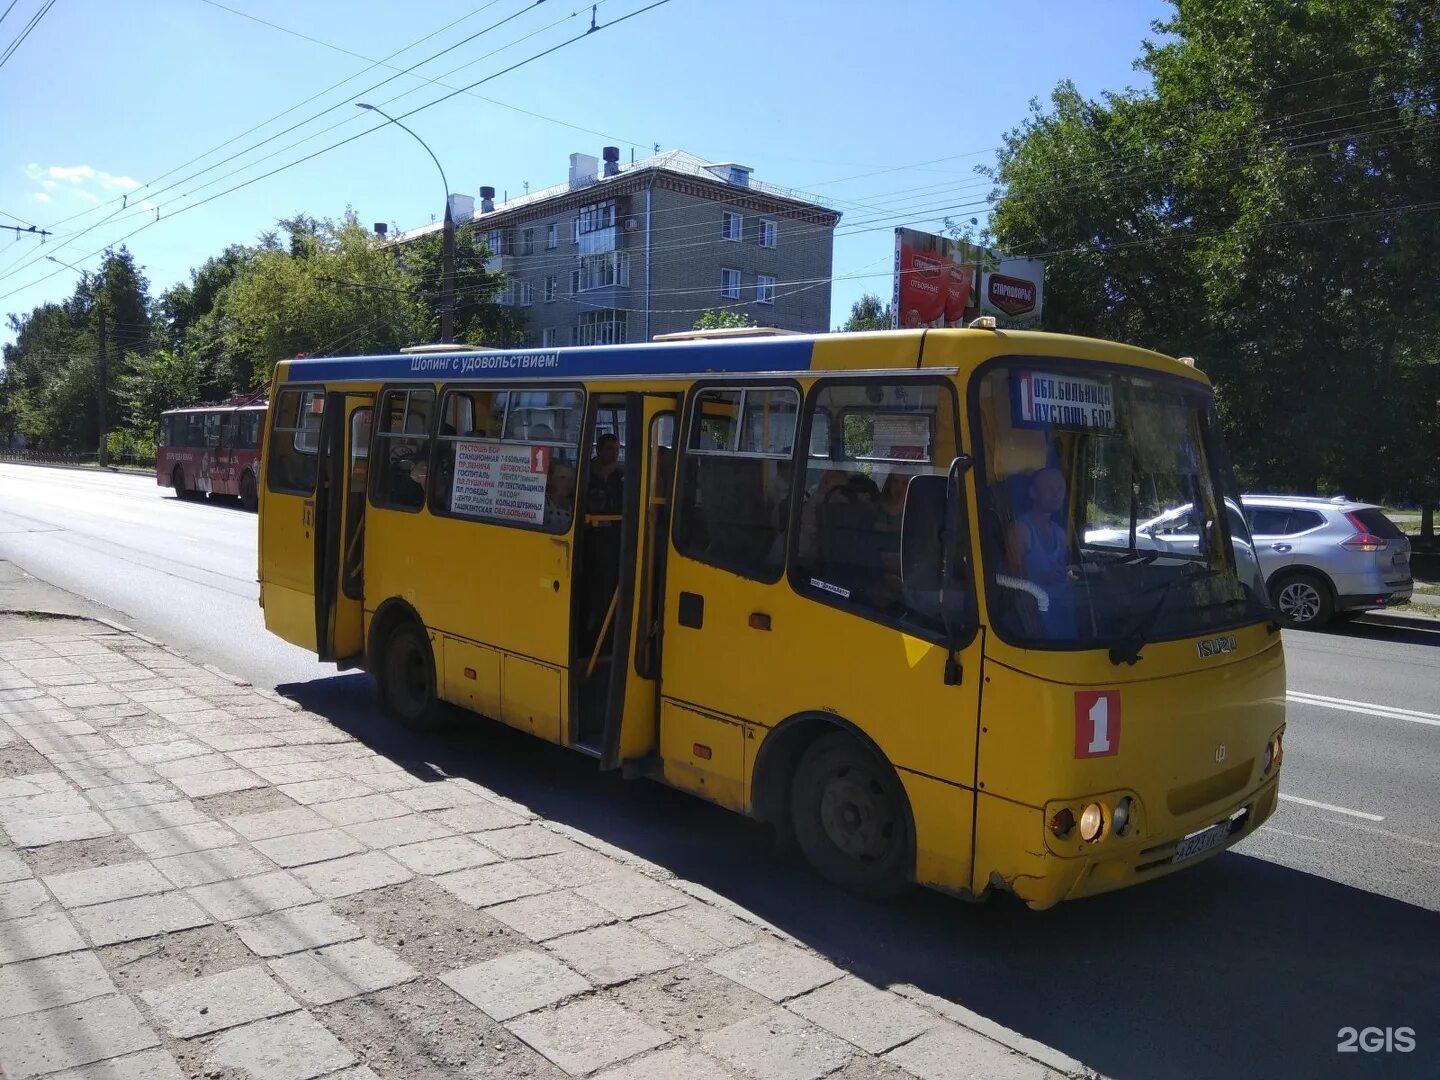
[157,400,267,510]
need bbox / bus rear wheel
[790,732,911,899]
[376,621,444,732]
[239,470,258,512]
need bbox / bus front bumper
[1003,775,1281,910]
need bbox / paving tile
[0,994,159,1079]
[197,732,285,753]
[140,964,299,1038]
[43,1048,185,1080]
[152,845,276,888]
[128,821,237,858]
[253,827,367,868]
[43,861,172,908]
[591,1045,738,1080]
[278,778,376,805]
[84,782,183,811]
[225,805,329,842]
[202,1012,355,1080]
[389,782,476,812]
[188,870,318,921]
[387,835,501,875]
[290,851,412,899]
[488,889,614,943]
[267,938,419,1005]
[171,768,266,798]
[435,861,551,908]
[630,904,758,960]
[525,850,624,888]
[342,813,453,849]
[231,903,365,957]
[575,872,689,920]
[506,995,669,1076]
[310,793,409,826]
[250,761,338,785]
[5,812,114,848]
[151,753,234,778]
[885,1023,1055,1080]
[786,976,937,1054]
[431,800,529,833]
[478,824,583,860]
[704,1007,854,1080]
[123,740,213,765]
[0,910,87,962]
[546,922,681,986]
[102,801,209,832]
[0,951,117,1019]
[705,940,844,1004]
[441,949,591,1022]
[71,891,211,946]
[0,847,31,882]
[0,878,53,920]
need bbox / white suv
[1240,495,1412,628]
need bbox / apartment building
[395,148,841,346]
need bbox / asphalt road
[2,462,1437,1079]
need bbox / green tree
[692,309,756,331]
[839,293,894,331]
[403,224,524,347]
[987,1,1440,526]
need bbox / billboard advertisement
[891,229,1044,330]
[892,228,978,329]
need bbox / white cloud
[33,192,52,203]
[41,179,57,190]
[22,162,143,206]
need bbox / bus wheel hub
[820,772,889,858]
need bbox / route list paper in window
[451,440,548,524]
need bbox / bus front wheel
[239,470,258,512]
[790,732,912,900]
[377,622,444,732]
[172,466,192,500]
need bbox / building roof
[393,149,838,242]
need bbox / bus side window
[370,389,435,512]
[267,390,323,496]
[675,386,798,581]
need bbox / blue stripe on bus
[284,338,819,383]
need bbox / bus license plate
[1173,822,1231,863]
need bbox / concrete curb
[0,457,152,476]
[1353,609,1440,632]
[0,608,133,634]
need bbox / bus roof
[276,328,1199,386]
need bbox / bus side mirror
[900,475,947,591]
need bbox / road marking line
[1286,691,1440,727]
[1278,794,1384,821]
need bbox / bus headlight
[1262,742,1274,774]
[1079,803,1105,842]
[1112,796,1133,836]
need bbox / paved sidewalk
[0,613,1091,1080]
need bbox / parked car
[1084,495,1412,629]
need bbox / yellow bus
[258,328,1284,909]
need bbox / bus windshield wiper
[1108,565,1221,667]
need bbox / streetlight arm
[357,104,451,220]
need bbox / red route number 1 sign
[1074,691,1120,758]
[530,446,549,473]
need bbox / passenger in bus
[587,433,624,516]
[1005,467,1078,637]
[394,455,429,510]
[545,462,577,531]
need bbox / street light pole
[47,255,109,467]
[357,103,456,344]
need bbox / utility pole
[96,300,110,468]
[357,103,456,344]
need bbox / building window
[577,310,627,346]
[722,211,743,242]
[756,274,776,305]
[522,228,535,255]
[577,253,629,292]
[571,216,580,245]
[721,268,741,299]
[542,326,559,348]
[518,281,533,307]
[570,268,581,294]
[759,219,777,248]
[547,223,558,248]
[578,201,617,234]
[545,275,557,302]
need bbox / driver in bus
[1005,466,1078,637]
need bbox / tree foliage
[404,224,525,348]
[987,0,1440,523]
[839,293,894,332]
[692,309,757,330]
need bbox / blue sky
[0,0,1169,348]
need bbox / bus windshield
[975,360,1268,651]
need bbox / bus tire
[789,732,912,900]
[239,470,258,511]
[172,466,190,500]
[376,621,445,732]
